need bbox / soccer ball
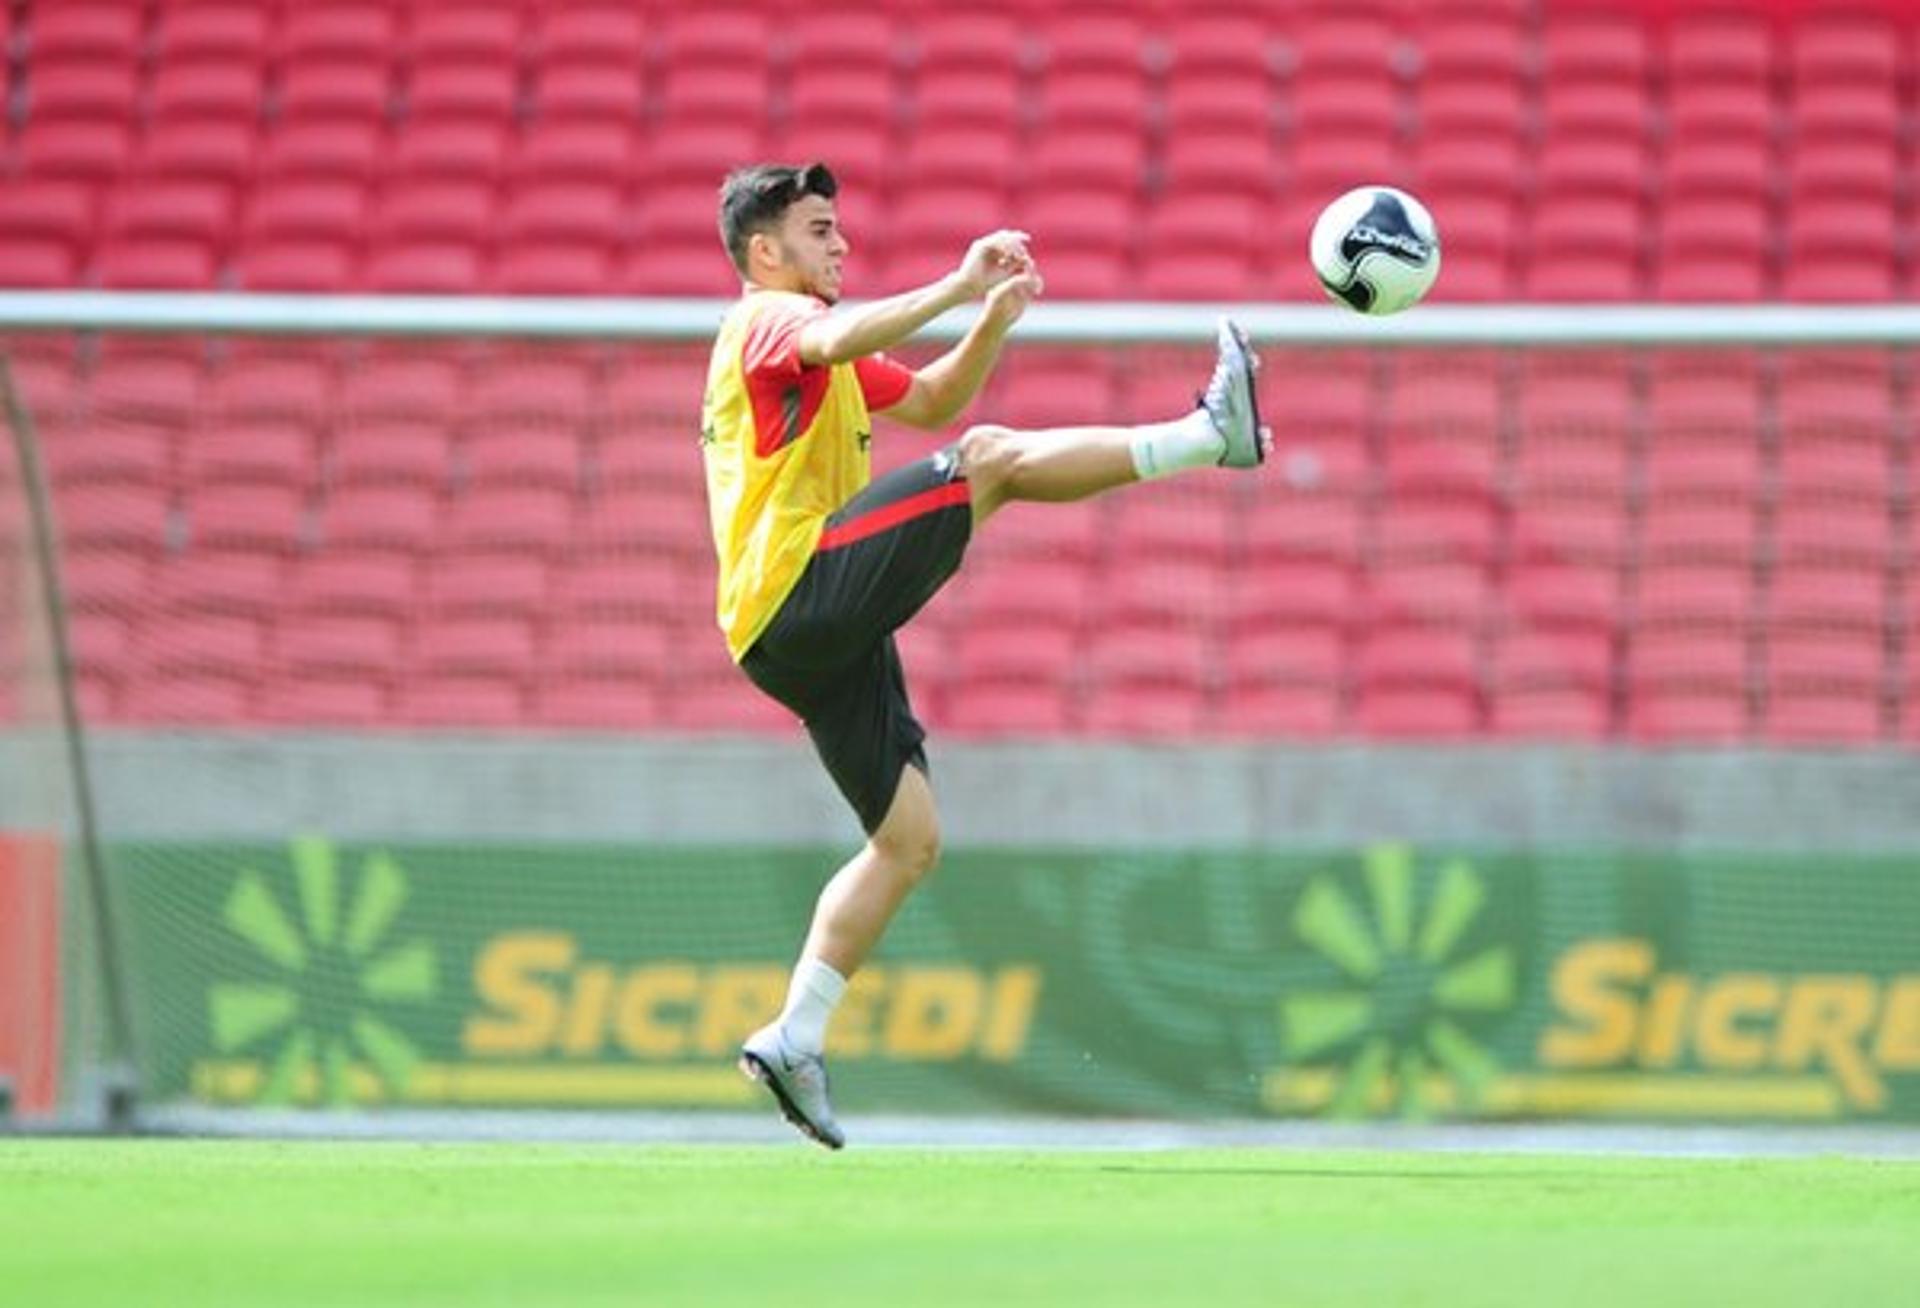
[1309,186,1442,316]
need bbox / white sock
[1128,409,1224,480]
[776,957,847,1056]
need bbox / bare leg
[959,422,1149,525]
[800,761,941,977]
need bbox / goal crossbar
[3,292,1920,345]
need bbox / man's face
[765,194,849,302]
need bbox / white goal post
[3,291,1920,345]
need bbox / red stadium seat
[533,64,645,122]
[532,6,647,69]
[150,62,267,126]
[1541,12,1649,85]
[1165,74,1272,139]
[538,620,671,729]
[788,64,895,133]
[1666,12,1773,88]
[280,7,397,63]
[182,421,313,492]
[914,13,1023,76]
[54,482,173,555]
[1506,561,1623,638]
[912,68,1020,134]
[1164,16,1272,82]
[29,62,141,126]
[1624,629,1751,743]
[406,7,521,67]
[315,486,442,557]
[159,550,289,623]
[389,121,509,184]
[294,554,420,625]
[279,61,394,127]
[896,126,1018,194]
[17,120,133,184]
[423,555,550,622]
[256,121,385,184]
[158,6,272,65]
[1788,13,1901,89]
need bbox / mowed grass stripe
[1,1142,1916,1308]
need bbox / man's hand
[956,230,1034,297]
[982,267,1043,331]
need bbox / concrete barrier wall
[4,731,1914,853]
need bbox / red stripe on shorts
[817,481,971,552]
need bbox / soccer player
[705,162,1265,1148]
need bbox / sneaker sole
[1223,320,1265,467]
[739,1051,845,1150]
[1213,318,1274,466]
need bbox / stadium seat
[1505,561,1623,639]
[1022,127,1146,198]
[538,619,671,729]
[1634,564,1752,636]
[1774,451,1891,522]
[406,7,522,68]
[1794,84,1899,148]
[1788,13,1901,89]
[389,121,509,184]
[18,120,134,185]
[658,8,774,76]
[294,553,420,624]
[159,550,288,623]
[665,636,796,733]
[533,64,645,122]
[906,64,1018,133]
[185,484,307,554]
[531,6,646,69]
[1665,11,1772,88]
[657,65,772,134]
[280,6,397,64]
[279,61,394,128]
[1540,11,1649,85]
[423,555,550,622]
[158,6,272,65]
[1165,74,1273,140]
[441,486,575,560]
[63,548,153,618]
[1639,501,1757,570]
[951,557,1090,632]
[1487,628,1615,740]
[1624,629,1751,743]
[315,486,442,557]
[149,61,267,127]
[182,421,314,491]
[54,484,174,556]
[557,557,694,623]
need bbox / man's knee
[870,766,942,884]
[957,424,1018,501]
[872,817,941,885]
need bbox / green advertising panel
[110,839,1920,1123]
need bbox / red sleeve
[855,353,914,412]
[740,300,822,384]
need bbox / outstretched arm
[796,230,1033,366]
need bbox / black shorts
[740,449,974,834]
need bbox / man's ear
[747,230,780,277]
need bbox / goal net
[3,295,1915,1131]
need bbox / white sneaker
[739,1024,846,1150]
[1199,317,1266,469]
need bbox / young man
[704,162,1266,1148]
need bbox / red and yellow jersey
[701,290,914,658]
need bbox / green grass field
[2,1140,1916,1307]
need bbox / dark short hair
[718,162,838,275]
